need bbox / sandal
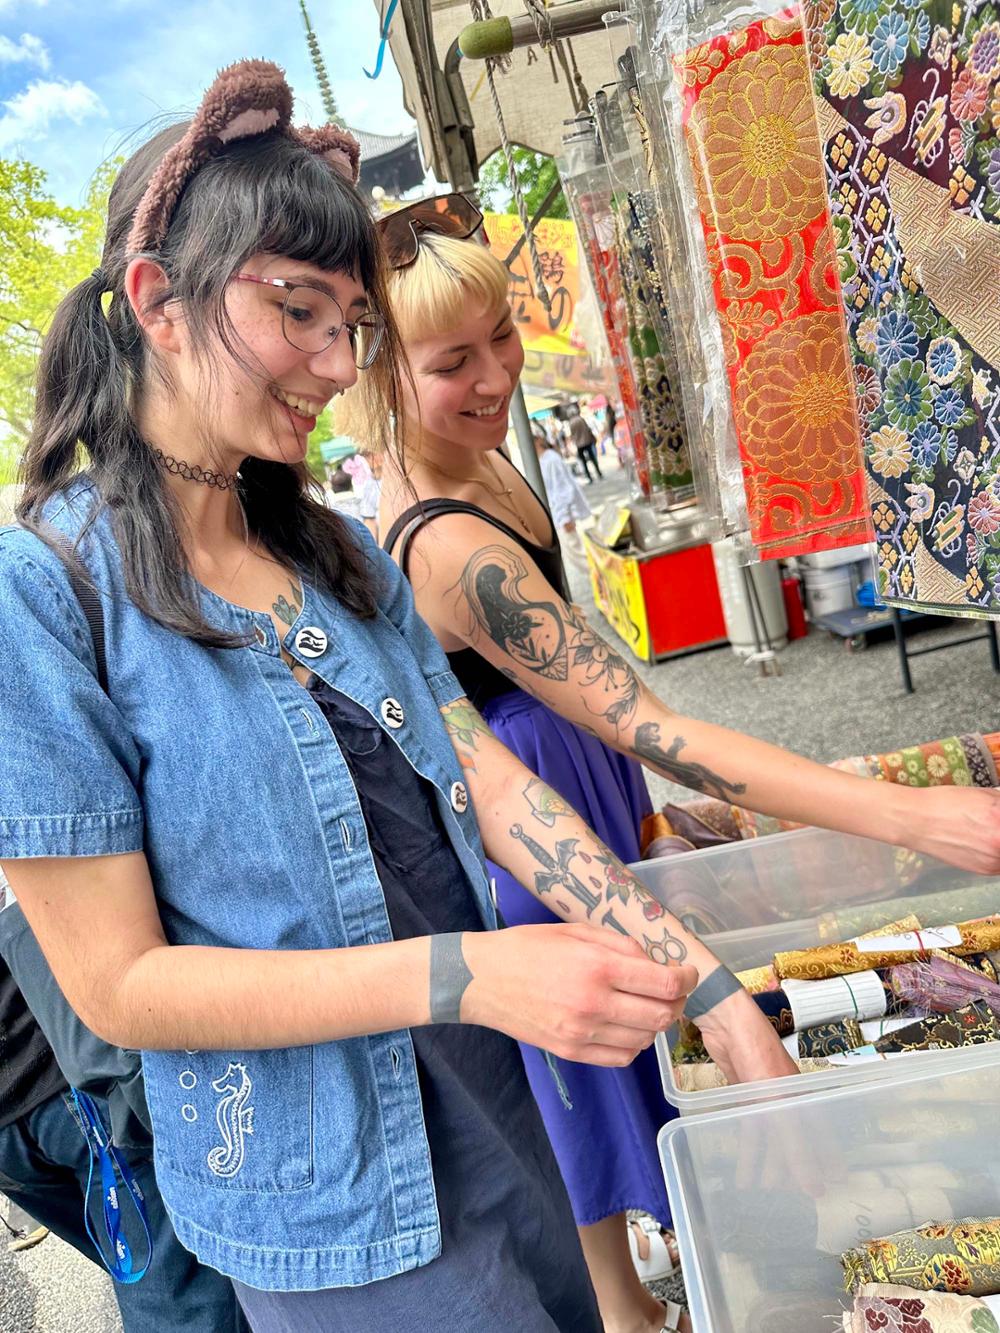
[659,1301,685,1332]
[627,1215,680,1283]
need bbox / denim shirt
[0,479,497,1291]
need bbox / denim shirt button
[380,697,405,729]
[450,781,468,814]
[294,626,328,658]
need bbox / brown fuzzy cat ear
[126,58,294,254]
[294,125,362,184]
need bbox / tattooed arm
[407,517,1000,874]
[441,698,795,1083]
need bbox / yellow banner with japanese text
[484,212,582,358]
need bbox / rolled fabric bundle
[784,971,889,1029]
[871,1001,1000,1055]
[776,919,1000,981]
[842,1218,1000,1296]
[782,1018,864,1058]
[890,955,1000,1016]
[843,1285,1000,1331]
[735,963,780,994]
[751,987,795,1036]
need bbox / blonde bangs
[388,231,510,343]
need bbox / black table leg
[891,607,914,693]
[989,619,1000,674]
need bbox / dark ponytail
[20,122,408,644]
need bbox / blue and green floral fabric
[807,0,1000,614]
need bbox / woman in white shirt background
[533,427,591,570]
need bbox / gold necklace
[420,455,533,537]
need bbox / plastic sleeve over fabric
[353,519,465,710]
[0,533,144,858]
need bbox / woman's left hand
[894,785,1000,874]
[694,987,798,1086]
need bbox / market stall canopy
[370,0,625,185]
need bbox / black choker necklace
[154,448,239,491]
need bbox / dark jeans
[0,1092,247,1333]
[576,442,602,481]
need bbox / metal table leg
[891,607,915,694]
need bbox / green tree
[477,147,567,220]
[0,156,116,450]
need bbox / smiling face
[171,252,371,469]
[403,298,525,454]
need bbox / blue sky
[0,0,413,206]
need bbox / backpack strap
[65,566,109,695]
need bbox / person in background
[343,451,381,539]
[602,402,617,457]
[533,429,590,572]
[568,404,602,483]
[0,949,247,1330]
[372,200,1000,1333]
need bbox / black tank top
[382,497,570,712]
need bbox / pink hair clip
[126,58,361,256]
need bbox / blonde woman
[373,194,1000,1333]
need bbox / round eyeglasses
[234,273,386,369]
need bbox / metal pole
[510,383,547,498]
[457,1,624,60]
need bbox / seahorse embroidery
[207,1062,255,1179]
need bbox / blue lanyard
[69,1090,153,1284]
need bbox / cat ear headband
[126,58,361,256]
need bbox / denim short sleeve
[356,522,465,709]
[0,533,144,858]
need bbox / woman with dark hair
[0,62,789,1333]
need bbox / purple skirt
[481,687,676,1228]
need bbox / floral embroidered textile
[843,1283,1000,1331]
[809,0,1000,614]
[843,1219,1000,1296]
[677,9,870,558]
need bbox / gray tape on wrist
[429,932,473,1024]
[685,964,742,1022]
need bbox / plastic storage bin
[629,826,1000,1114]
[659,1054,1000,1332]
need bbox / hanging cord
[523,1,589,112]
[469,0,552,311]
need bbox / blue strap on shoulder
[69,1090,153,1284]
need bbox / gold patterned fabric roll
[776,919,1000,980]
[842,1219,1000,1296]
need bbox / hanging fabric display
[806,0,1000,615]
[591,70,696,499]
[633,0,871,560]
[559,126,653,497]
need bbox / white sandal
[626,1215,680,1283]
[660,1300,684,1331]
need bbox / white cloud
[0,78,106,150]
[0,33,50,70]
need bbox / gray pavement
[0,1215,122,1333]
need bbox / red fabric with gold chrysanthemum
[677,8,870,558]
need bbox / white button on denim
[294,626,328,658]
[381,697,405,729]
[450,781,468,813]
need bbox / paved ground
[4,454,995,1329]
[0,1214,122,1333]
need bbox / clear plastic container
[659,1054,1000,1331]
[629,827,1000,1113]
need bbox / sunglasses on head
[377,193,485,270]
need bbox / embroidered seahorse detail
[207,1062,255,1179]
